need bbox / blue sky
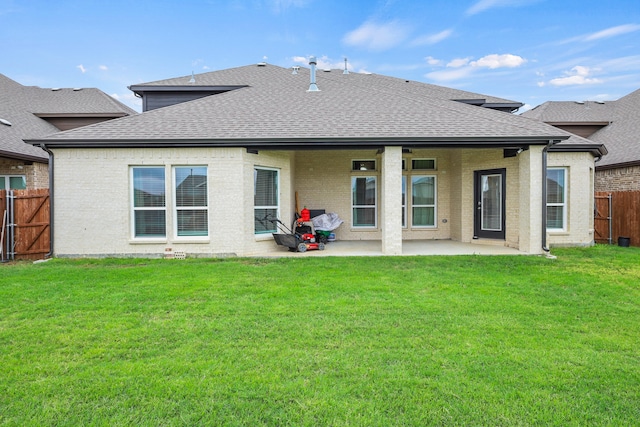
[1,0,639,112]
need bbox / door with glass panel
[473,169,506,239]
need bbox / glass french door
[474,169,506,239]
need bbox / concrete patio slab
[256,239,525,257]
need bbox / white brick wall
[50,146,595,257]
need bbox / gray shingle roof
[29,64,602,155]
[0,73,137,161]
[523,89,640,167]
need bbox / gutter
[40,144,54,259]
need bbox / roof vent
[292,66,300,75]
[323,68,331,72]
[0,118,12,126]
[595,100,605,104]
[575,101,584,104]
[73,88,82,91]
[308,56,320,92]
[51,88,60,91]
[343,58,349,75]
[189,71,196,84]
[257,62,267,67]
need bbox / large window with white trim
[402,176,407,228]
[412,175,436,227]
[0,175,26,190]
[174,166,208,237]
[547,168,567,231]
[254,167,279,234]
[352,176,377,227]
[132,167,166,238]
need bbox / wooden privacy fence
[595,191,640,247]
[0,189,51,261]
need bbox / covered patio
[256,239,525,257]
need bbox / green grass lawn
[1,245,639,426]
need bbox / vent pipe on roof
[189,71,196,84]
[292,66,300,75]
[343,58,349,75]
[308,56,320,92]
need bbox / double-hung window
[352,176,377,227]
[174,166,208,237]
[547,168,567,231]
[412,175,436,227]
[132,167,166,238]
[254,167,279,234]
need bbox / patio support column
[381,146,403,255]
[518,145,544,254]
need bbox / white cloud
[99,65,108,71]
[77,64,87,73]
[447,57,472,68]
[466,0,537,16]
[268,0,310,13]
[548,66,603,86]
[343,20,410,51]
[425,67,475,82]
[291,55,352,71]
[471,54,526,69]
[426,53,527,82]
[584,24,640,41]
[410,29,453,46]
[425,56,443,66]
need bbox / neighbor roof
[0,73,137,162]
[27,64,604,156]
[523,88,640,168]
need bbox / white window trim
[173,166,209,240]
[130,166,167,240]
[547,167,568,232]
[351,176,377,228]
[254,166,280,235]
[411,175,437,228]
[402,175,407,228]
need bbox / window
[132,167,166,238]
[352,160,376,171]
[174,166,208,237]
[412,176,436,227]
[352,176,377,227]
[254,167,279,234]
[547,168,567,231]
[0,175,26,190]
[412,159,436,170]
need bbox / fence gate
[594,193,612,244]
[1,189,51,261]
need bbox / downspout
[542,140,559,254]
[40,144,54,258]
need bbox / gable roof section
[0,73,137,162]
[523,88,639,167]
[28,64,603,156]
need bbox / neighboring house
[522,89,640,191]
[0,73,137,190]
[26,61,606,257]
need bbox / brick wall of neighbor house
[51,147,293,258]
[595,166,640,192]
[548,152,596,247]
[0,158,49,189]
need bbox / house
[0,73,137,190]
[522,89,640,191]
[26,60,606,257]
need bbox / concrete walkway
[257,239,525,257]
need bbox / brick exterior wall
[0,157,49,189]
[50,146,596,257]
[595,166,640,192]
